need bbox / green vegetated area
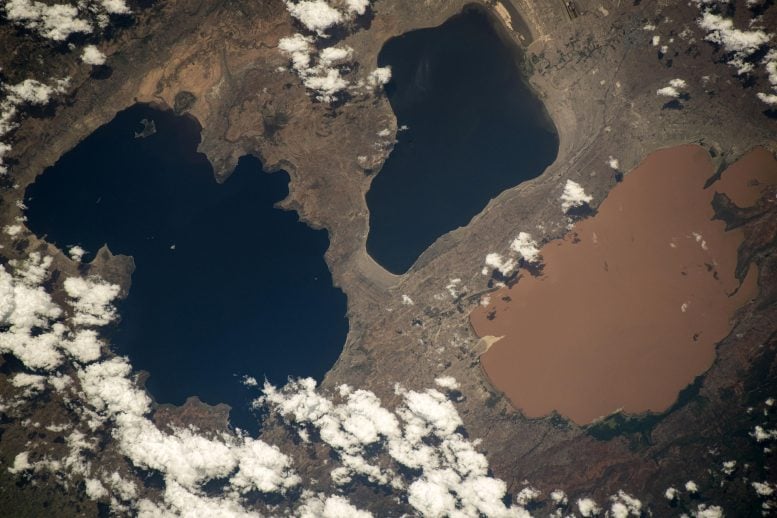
[586,375,706,442]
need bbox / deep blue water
[366,6,559,274]
[25,104,348,432]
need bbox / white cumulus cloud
[561,179,593,212]
[4,0,92,41]
[434,376,460,391]
[510,232,541,263]
[81,45,106,66]
[577,497,601,516]
[285,0,343,34]
[63,276,120,326]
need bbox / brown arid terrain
[1,0,777,516]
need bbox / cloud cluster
[4,2,774,513]
[1,77,70,173]
[6,78,69,105]
[693,3,777,105]
[4,224,23,236]
[445,278,463,298]
[10,372,47,395]
[484,252,517,277]
[510,232,541,264]
[753,481,774,497]
[3,247,765,516]
[63,276,120,326]
[0,256,156,513]
[296,491,372,518]
[74,355,301,503]
[698,11,769,74]
[515,486,540,506]
[434,376,460,391]
[55,365,530,516]
[68,245,86,262]
[81,45,107,66]
[1,254,513,517]
[261,378,532,517]
[367,67,392,87]
[0,253,113,373]
[577,497,601,516]
[278,1,392,103]
[547,489,569,517]
[608,490,642,518]
[40,352,305,517]
[343,0,369,16]
[482,231,542,277]
[694,504,724,518]
[752,424,777,442]
[0,255,65,370]
[278,33,352,102]
[8,452,34,475]
[753,481,776,515]
[285,0,343,35]
[0,3,127,175]
[550,489,568,506]
[757,50,777,106]
[3,0,130,41]
[560,179,593,212]
[4,0,92,41]
[284,0,370,34]
[656,78,687,98]
[0,255,118,373]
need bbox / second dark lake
[24,104,348,433]
[366,6,559,274]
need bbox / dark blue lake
[25,104,348,432]
[366,6,559,274]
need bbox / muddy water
[714,147,777,207]
[470,145,771,425]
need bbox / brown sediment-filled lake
[470,144,776,425]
